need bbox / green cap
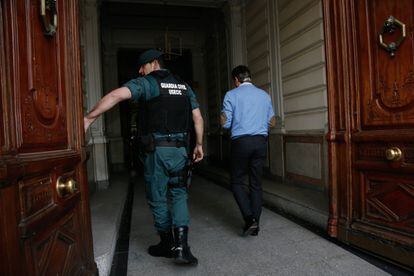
[138,49,164,68]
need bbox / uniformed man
[84,49,204,265]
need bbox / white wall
[278,0,328,132]
[243,0,283,134]
[241,0,328,186]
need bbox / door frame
[323,0,353,240]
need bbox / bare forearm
[194,116,204,145]
[86,90,124,119]
[192,108,204,145]
[84,87,131,131]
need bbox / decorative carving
[391,81,401,106]
[18,0,68,151]
[368,69,414,124]
[32,87,58,125]
[402,70,414,88]
[376,185,414,220]
[358,145,387,161]
[366,12,414,126]
[376,75,413,109]
[21,87,67,148]
[364,175,414,230]
[24,111,35,133]
[33,230,75,275]
[35,236,52,272]
[19,177,54,219]
[366,201,393,222]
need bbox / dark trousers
[230,135,267,222]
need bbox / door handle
[385,147,402,161]
[378,16,406,57]
[56,177,77,197]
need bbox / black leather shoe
[250,227,260,236]
[242,218,258,236]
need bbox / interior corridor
[113,174,391,275]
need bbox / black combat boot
[173,226,198,265]
[148,230,174,258]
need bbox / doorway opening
[100,1,230,171]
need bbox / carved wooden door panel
[325,0,414,270]
[0,1,96,275]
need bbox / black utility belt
[138,134,187,153]
[155,139,186,148]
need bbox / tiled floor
[125,175,393,276]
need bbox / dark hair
[231,65,251,83]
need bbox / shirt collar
[240,82,253,86]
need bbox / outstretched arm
[84,87,132,131]
[192,108,204,163]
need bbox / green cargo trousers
[142,146,190,232]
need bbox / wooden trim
[69,0,98,273]
[284,134,324,144]
[322,0,355,237]
[346,227,414,270]
[352,130,414,142]
[0,0,16,156]
[0,2,5,153]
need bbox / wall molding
[284,134,325,188]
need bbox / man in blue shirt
[84,49,203,265]
[221,65,275,236]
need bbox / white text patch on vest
[161,82,187,90]
[169,89,182,95]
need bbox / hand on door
[84,117,94,132]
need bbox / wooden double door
[0,1,96,275]
[325,0,414,270]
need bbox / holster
[169,161,193,189]
[185,162,193,188]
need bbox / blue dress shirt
[222,82,275,139]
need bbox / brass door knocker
[41,0,57,36]
[378,15,406,57]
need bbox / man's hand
[220,112,227,127]
[84,117,94,132]
[269,116,276,128]
[192,144,204,163]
